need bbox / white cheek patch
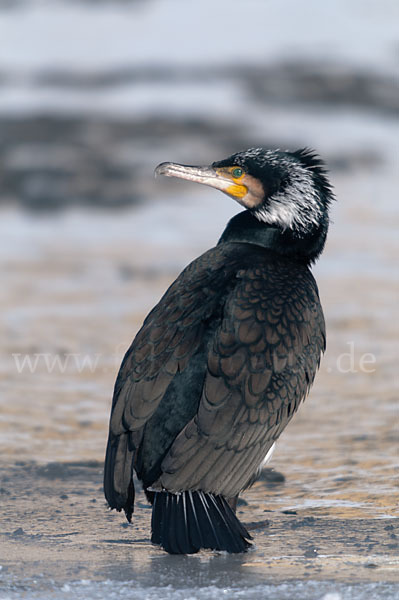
[254,162,322,234]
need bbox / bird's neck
[218,211,327,264]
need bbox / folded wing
[156,263,325,498]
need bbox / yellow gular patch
[226,183,247,198]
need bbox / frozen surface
[1,575,399,600]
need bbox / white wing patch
[259,442,276,469]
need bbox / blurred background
[0,0,398,511]
[0,1,398,595]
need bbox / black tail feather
[186,491,204,549]
[151,492,162,545]
[161,493,171,551]
[166,493,180,554]
[219,495,252,540]
[192,491,220,549]
[208,494,241,552]
[150,490,252,554]
[175,494,191,553]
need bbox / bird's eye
[231,167,243,179]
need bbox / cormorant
[104,147,333,554]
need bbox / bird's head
[155,148,334,260]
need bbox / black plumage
[104,147,334,553]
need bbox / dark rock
[258,468,285,486]
[67,461,102,469]
[245,519,270,531]
[237,497,248,507]
[303,547,318,558]
[291,517,316,529]
[1,62,392,213]
[37,463,73,480]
